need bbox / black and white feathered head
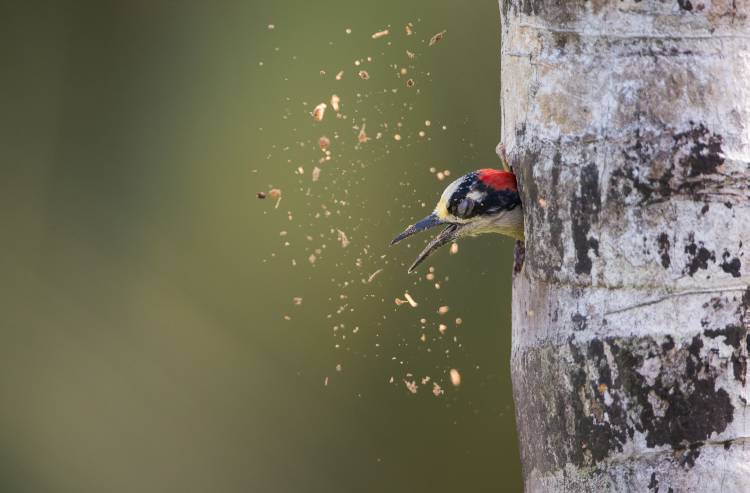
[391,169,523,272]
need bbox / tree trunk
[500,1,750,491]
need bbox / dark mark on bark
[705,324,749,386]
[679,443,702,468]
[513,240,526,275]
[662,335,675,352]
[704,324,746,349]
[720,250,742,278]
[514,333,735,473]
[677,0,693,11]
[648,472,658,490]
[572,312,588,332]
[675,123,724,177]
[571,163,601,275]
[732,353,747,386]
[612,123,725,205]
[548,158,565,264]
[683,233,716,276]
[503,0,587,22]
[657,233,671,268]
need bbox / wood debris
[432,382,444,396]
[371,29,389,39]
[429,30,447,46]
[312,103,327,121]
[367,268,383,283]
[449,368,461,386]
[404,379,418,394]
[318,136,330,151]
[337,229,350,248]
[268,188,282,199]
[358,124,370,143]
[404,292,418,307]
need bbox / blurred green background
[0,1,520,491]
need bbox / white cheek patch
[467,190,484,202]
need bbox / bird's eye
[456,197,475,218]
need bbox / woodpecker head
[391,169,523,273]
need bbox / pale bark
[500,1,750,491]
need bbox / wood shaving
[406,50,415,59]
[268,188,282,199]
[335,70,344,80]
[312,166,321,182]
[449,368,461,386]
[293,297,303,305]
[358,70,370,80]
[439,324,447,334]
[367,268,383,283]
[432,382,444,396]
[318,136,330,151]
[404,292,418,307]
[450,243,459,255]
[330,94,340,112]
[405,23,413,36]
[358,124,369,143]
[404,379,418,394]
[256,192,267,199]
[429,30,447,46]
[312,103,327,121]
[438,305,449,315]
[337,229,350,248]
[371,29,389,39]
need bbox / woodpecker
[391,168,523,273]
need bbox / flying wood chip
[429,30,446,46]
